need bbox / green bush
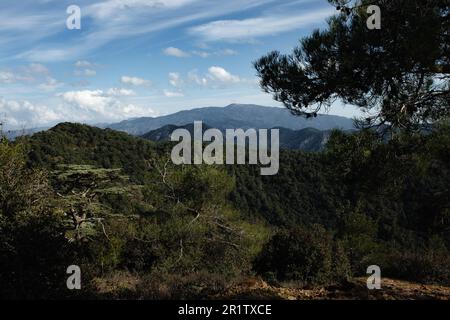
[338,208,380,275]
[380,236,450,285]
[0,139,71,299]
[254,225,351,286]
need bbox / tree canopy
[255,0,449,131]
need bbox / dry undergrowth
[91,272,450,300]
[217,277,450,300]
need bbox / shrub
[135,271,230,300]
[381,237,450,285]
[254,225,351,286]
[0,139,70,299]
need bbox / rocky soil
[218,277,450,300]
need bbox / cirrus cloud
[164,90,184,97]
[107,88,136,96]
[75,60,94,68]
[189,7,334,42]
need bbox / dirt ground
[218,277,450,300]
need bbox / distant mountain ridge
[108,104,355,136]
[141,123,334,152]
[3,127,48,140]
[4,105,355,148]
[141,123,211,142]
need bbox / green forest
[0,120,448,299]
[0,0,449,299]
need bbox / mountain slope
[278,127,331,151]
[27,123,156,183]
[141,123,211,142]
[108,104,355,135]
[4,127,48,140]
[141,124,331,152]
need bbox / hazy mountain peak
[107,104,355,136]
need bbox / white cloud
[189,7,334,42]
[1,64,61,89]
[1,89,157,129]
[59,89,156,122]
[17,49,69,62]
[120,75,151,86]
[10,0,275,62]
[74,61,97,77]
[0,9,62,60]
[165,48,239,59]
[0,71,15,84]
[164,90,184,97]
[207,66,240,83]
[191,48,238,58]
[0,97,61,129]
[84,69,97,77]
[168,72,183,87]
[27,63,49,74]
[176,67,242,88]
[120,103,157,118]
[163,47,190,58]
[107,88,136,96]
[75,60,94,68]
[188,70,208,86]
[75,69,97,77]
[71,80,91,88]
[220,49,238,56]
[89,0,200,19]
[192,51,210,58]
[38,77,63,92]
[60,90,111,112]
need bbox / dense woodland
[0,121,448,299]
[0,0,449,299]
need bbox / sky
[0,0,360,130]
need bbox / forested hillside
[27,123,156,183]
[0,0,448,301]
[232,126,450,283]
[141,124,332,152]
[1,121,448,299]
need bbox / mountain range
[4,104,355,151]
[3,127,48,140]
[107,104,355,135]
[141,123,334,152]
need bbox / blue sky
[0,0,359,130]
